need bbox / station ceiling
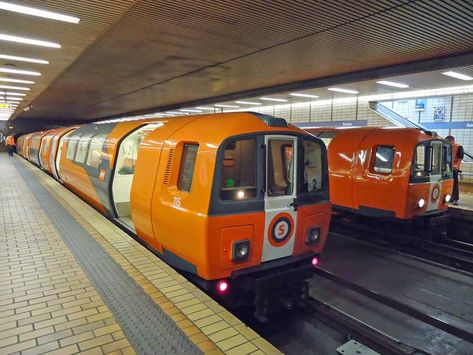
[2,0,473,123]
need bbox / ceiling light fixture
[0,53,49,64]
[195,106,215,110]
[6,97,22,101]
[214,104,240,108]
[0,67,40,76]
[0,33,61,48]
[290,93,320,98]
[0,1,80,23]
[376,80,409,88]
[0,84,30,90]
[235,100,262,105]
[166,111,181,114]
[180,109,202,113]
[4,91,26,96]
[442,71,473,81]
[328,88,359,94]
[0,77,35,84]
[260,97,288,102]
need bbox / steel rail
[314,267,473,344]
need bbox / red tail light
[217,280,229,294]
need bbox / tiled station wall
[248,92,473,184]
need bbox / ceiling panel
[4,0,473,123]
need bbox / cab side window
[373,146,395,174]
[177,144,199,192]
[221,138,257,200]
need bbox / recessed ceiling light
[0,33,61,48]
[0,84,30,90]
[180,109,202,113]
[214,104,240,108]
[260,97,288,102]
[235,100,262,105]
[0,68,40,76]
[376,80,409,88]
[328,88,359,94]
[195,106,215,110]
[4,92,26,96]
[290,93,320,98]
[0,77,35,84]
[442,71,473,81]
[0,1,80,23]
[0,54,49,64]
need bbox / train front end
[205,119,331,319]
[406,138,453,237]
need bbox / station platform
[0,153,279,355]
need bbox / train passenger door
[262,135,298,262]
[55,131,73,181]
[111,123,161,230]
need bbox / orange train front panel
[135,113,331,281]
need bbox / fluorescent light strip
[6,97,22,101]
[260,97,288,102]
[328,87,359,94]
[376,80,409,88]
[0,33,61,48]
[180,109,202,113]
[4,92,26,96]
[195,106,215,110]
[0,1,80,23]
[214,104,240,108]
[290,93,319,98]
[166,111,181,114]
[0,68,40,76]
[235,100,262,105]
[0,54,49,64]
[0,77,35,84]
[0,84,30,90]
[442,71,473,81]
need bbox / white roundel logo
[432,186,440,200]
[275,220,290,240]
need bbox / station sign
[295,120,368,128]
[0,103,11,109]
[422,121,473,129]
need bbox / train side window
[221,138,257,200]
[86,134,107,169]
[177,144,199,192]
[373,146,395,174]
[66,136,79,160]
[75,136,91,164]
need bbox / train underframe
[191,254,316,322]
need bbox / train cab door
[262,135,298,262]
[426,140,443,212]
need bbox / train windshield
[411,140,452,182]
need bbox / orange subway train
[16,112,331,319]
[306,126,453,238]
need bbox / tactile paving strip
[13,159,201,354]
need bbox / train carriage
[307,127,453,238]
[19,112,332,319]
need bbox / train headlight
[232,240,250,261]
[417,198,425,208]
[445,194,451,203]
[306,227,321,245]
[236,190,246,199]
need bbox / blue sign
[422,121,473,129]
[295,120,368,128]
[415,99,425,111]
